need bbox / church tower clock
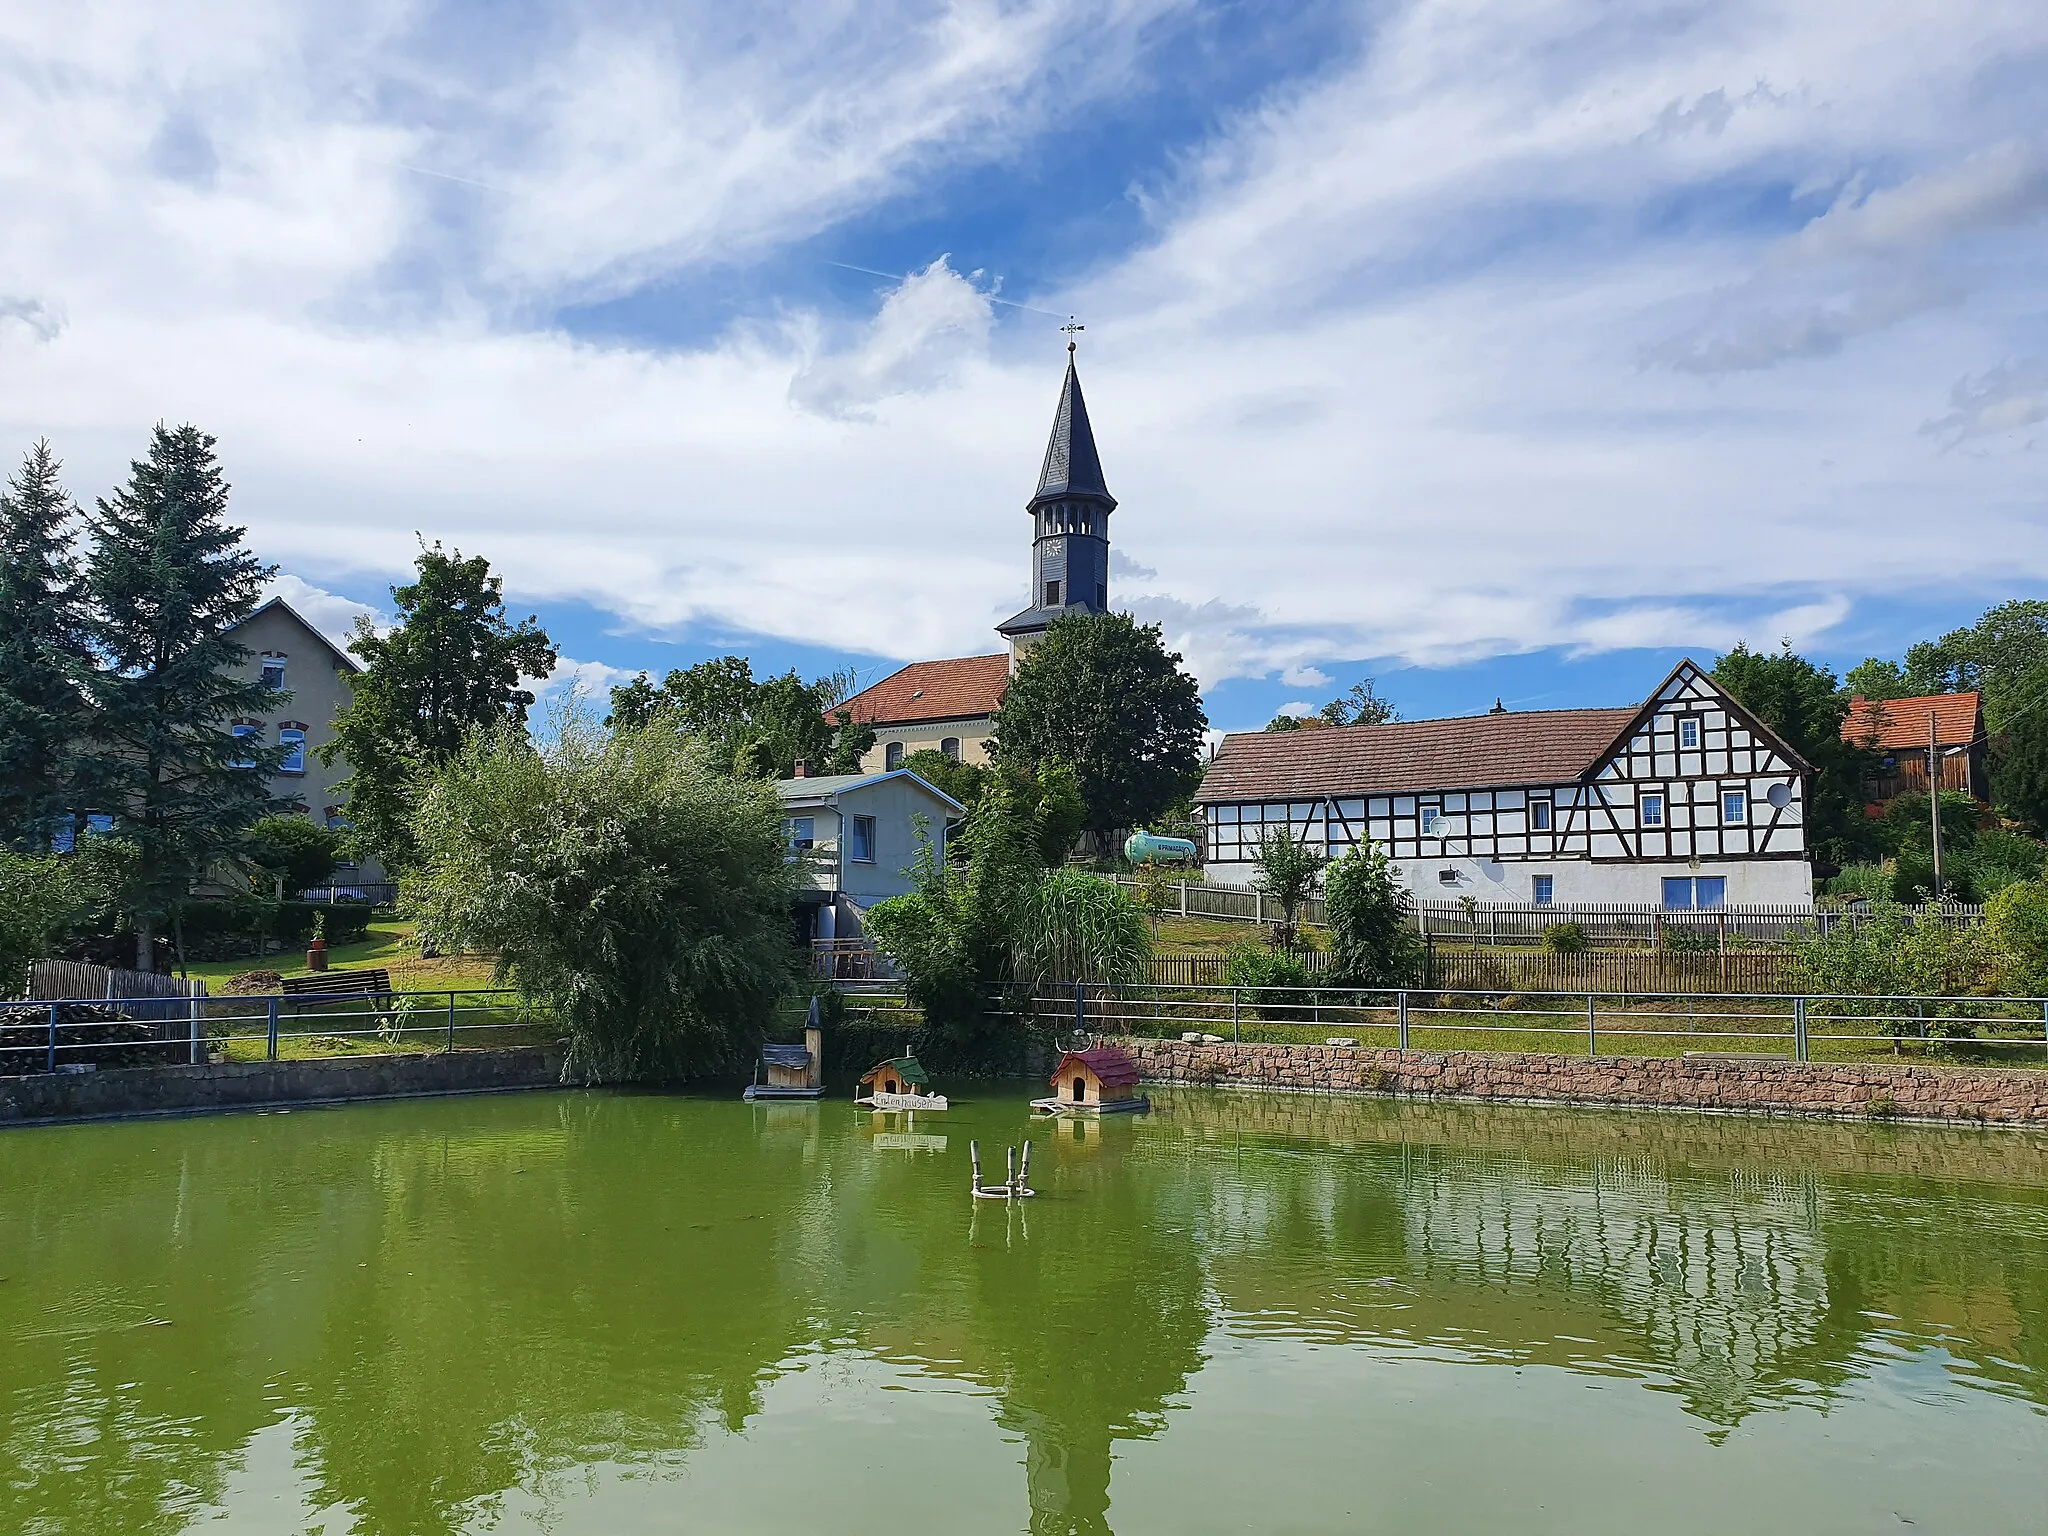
[997,342,1116,661]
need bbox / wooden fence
[1111,878,1326,927]
[1143,948,1795,994]
[25,960,208,1029]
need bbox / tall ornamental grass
[1012,867,1151,992]
[410,716,798,1082]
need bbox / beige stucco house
[222,597,386,892]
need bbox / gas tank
[1123,830,1198,865]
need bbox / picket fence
[23,960,208,1030]
[1144,947,1797,995]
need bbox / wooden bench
[281,969,392,1023]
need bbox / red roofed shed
[1841,692,1987,807]
[1051,1047,1142,1108]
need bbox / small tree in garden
[1324,842,1424,986]
[243,815,342,898]
[1985,877,2048,995]
[1252,827,1326,947]
[409,715,797,1082]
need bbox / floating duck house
[856,1056,948,1112]
[1033,1046,1149,1116]
[744,1006,825,1100]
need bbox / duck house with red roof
[1034,1046,1150,1116]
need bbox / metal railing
[1026,981,2048,1065]
[0,988,549,1076]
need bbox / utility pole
[1928,708,1944,900]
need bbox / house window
[1640,793,1664,827]
[84,814,114,835]
[1662,876,1728,910]
[1045,579,1061,607]
[1420,808,1442,836]
[231,723,261,769]
[1096,583,1107,609]
[785,817,815,855]
[278,728,306,775]
[1532,875,1554,906]
[260,655,287,690]
[1679,717,1700,749]
[48,817,76,854]
[323,805,349,830]
[1529,799,1552,831]
[850,815,875,863]
[884,741,904,771]
[940,737,961,761]
[1722,790,1747,824]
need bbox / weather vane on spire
[1061,317,1084,354]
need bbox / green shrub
[1012,868,1151,990]
[1985,877,2048,995]
[1662,926,1720,956]
[1223,940,1316,1019]
[1540,921,1587,955]
[1824,863,1893,903]
[1324,841,1423,985]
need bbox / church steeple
[998,344,1117,660]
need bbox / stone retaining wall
[1113,1038,2048,1126]
[0,1046,575,1126]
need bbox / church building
[839,345,1119,772]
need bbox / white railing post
[1795,996,1809,1062]
[1397,990,1408,1051]
[1587,993,1597,1057]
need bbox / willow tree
[409,716,798,1082]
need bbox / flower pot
[307,939,328,973]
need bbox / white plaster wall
[1204,856,1814,907]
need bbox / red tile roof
[1842,692,1982,752]
[839,654,1009,727]
[1194,707,1641,803]
[1054,1047,1140,1089]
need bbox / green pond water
[3,1087,2045,1535]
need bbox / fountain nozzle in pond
[969,1139,1035,1200]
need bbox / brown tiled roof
[1194,707,1641,803]
[1055,1047,1140,1089]
[1842,692,1981,751]
[839,654,1009,727]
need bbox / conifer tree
[85,424,284,968]
[0,441,93,849]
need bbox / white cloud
[2,0,2046,698]
[1923,360,2048,446]
[262,573,379,651]
[1281,664,1331,689]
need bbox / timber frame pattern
[1202,662,1812,869]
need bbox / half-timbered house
[1194,661,1814,909]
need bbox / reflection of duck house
[856,1056,948,1111]
[1032,1047,1149,1116]
[743,1008,825,1100]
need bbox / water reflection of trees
[3,1089,2044,1534]
[1158,1090,2048,1428]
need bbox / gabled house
[776,767,964,943]
[1195,660,1814,909]
[1841,692,1987,808]
[221,597,386,891]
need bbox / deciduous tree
[324,544,557,869]
[1711,642,1880,872]
[991,612,1206,847]
[410,714,797,1082]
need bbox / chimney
[1489,698,1507,715]
[792,760,810,778]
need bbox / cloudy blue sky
[4,0,2046,733]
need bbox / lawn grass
[1149,915,1327,955]
[182,917,503,995]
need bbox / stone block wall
[1112,1038,2048,1126]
